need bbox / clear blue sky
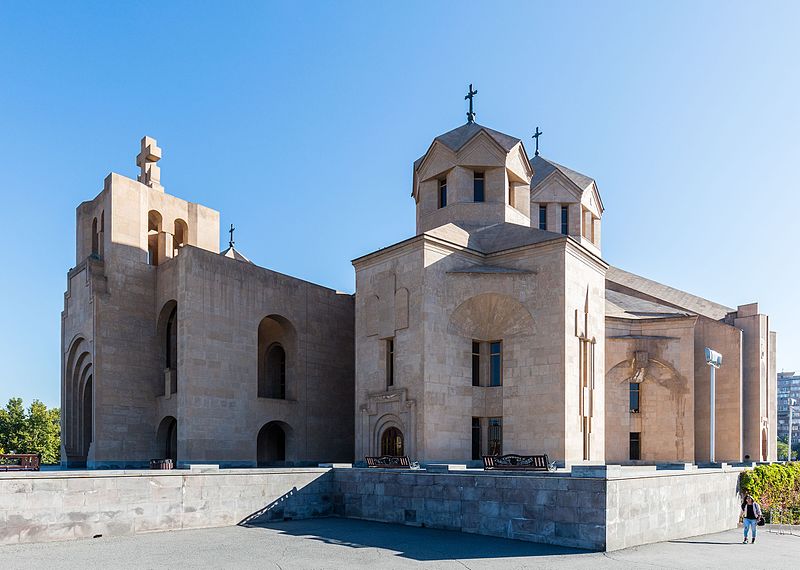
[1,1,797,408]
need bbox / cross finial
[229,223,235,248]
[136,136,163,190]
[465,84,478,123]
[532,127,543,157]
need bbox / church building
[61,96,777,468]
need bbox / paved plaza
[2,518,798,569]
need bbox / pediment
[530,171,582,203]
[457,131,507,167]
[505,143,533,182]
[581,182,604,216]
[416,141,457,183]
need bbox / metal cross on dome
[229,224,235,248]
[465,84,478,123]
[532,127,543,156]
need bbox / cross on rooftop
[465,84,478,123]
[532,127,543,156]
[229,224,235,248]
[136,136,163,189]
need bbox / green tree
[0,398,61,464]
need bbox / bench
[0,453,41,471]
[365,455,411,468]
[482,454,554,472]
[149,458,174,470]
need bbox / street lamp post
[789,398,797,462]
[705,348,723,464]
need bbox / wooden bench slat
[364,455,411,468]
[482,454,552,471]
[0,453,41,471]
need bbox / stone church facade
[61,121,777,468]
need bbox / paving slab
[1,518,797,569]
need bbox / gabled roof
[414,122,522,171]
[530,155,595,192]
[606,266,734,321]
[220,245,253,264]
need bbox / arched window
[166,306,177,371]
[91,217,99,255]
[173,218,188,256]
[264,344,286,399]
[380,427,404,457]
[157,301,178,396]
[257,315,295,400]
[147,210,162,266]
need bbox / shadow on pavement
[248,517,593,562]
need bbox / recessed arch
[64,335,93,466]
[147,210,163,265]
[257,315,296,399]
[448,293,534,340]
[173,218,188,256]
[156,300,178,396]
[91,217,99,255]
[257,421,293,466]
[156,416,178,463]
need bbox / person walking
[741,495,762,543]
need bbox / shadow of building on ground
[243,518,591,562]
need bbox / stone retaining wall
[0,468,331,546]
[330,469,606,550]
[0,466,745,551]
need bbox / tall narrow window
[629,382,640,413]
[386,338,395,388]
[438,178,447,209]
[561,205,569,235]
[629,432,641,460]
[472,341,481,387]
[473,171,485,202]
[508,180,515,207]
[539,205,547,230]
[488,417,503,455]
[472,417,482,460]
[490,341,502,387]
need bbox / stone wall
[606,469,742,550]
[0,466,745,552]
[331,468,606,550]
[0,468,331,546]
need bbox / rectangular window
[472,341,481,387]
[629,382,640,413]
[438,178,447,209]
[473,171,485,202]
[561,205,569,235]
[508,180,515,207]
[539,204,547,230]
[488,417,503,455]
[386,338,394,388]
[490,341,502,387]
[630,432,641,460]
[472,417,481,460]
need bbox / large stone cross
[136,136,163,190]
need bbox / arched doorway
[381,427,404,456]
[257,422,289,466]
[157,416,178,463]
[81,376,93,459]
